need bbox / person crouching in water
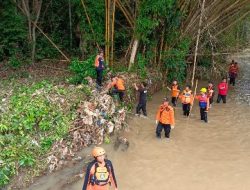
[171,80,180,107]
[82,147,118,190]
[134,82,147,117]
[107,75,125,102]
[195,88,209,123]
[207,82,215,108]
[155,98,175,139]
[179,85,194,117]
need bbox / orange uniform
[111,78,125,91]
[179,90,194,105]
[156,105,175,125]
[82,160,117,190]
[171,84,180,97]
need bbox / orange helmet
[92,147,105,157]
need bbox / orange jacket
[156,105,175,125]
[85,161,117,190]
[171,84,180,97]
[179,90,194,105]
[111,78,125,91]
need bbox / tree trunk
[128,39,139,71]
[21,0,32,41]
[68,0,72,49]
[31,0,42,64]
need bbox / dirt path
[27,53,250,190]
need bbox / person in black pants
[134,82,147,117]
[155,98,175,139]
[94,50,105,87]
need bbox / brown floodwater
[27,54,250,190]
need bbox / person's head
[235,62,238,65]
[200,88,207,95]
[222,78,227,83]
[111,75,117,81]
[99,49,104,57]
[92,147,106,163]
[232,59,235,64]
[185,85,191,91]
[208,81,213,87]
[163,97,169,106]
[141,82,147,88]
[173,80,177,85]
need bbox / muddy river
[27,52,250,190]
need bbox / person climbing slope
[171,80,181,107]
[207,82,215,108]
[107,75,125,102]
[217,78,228,104]
[134,82,148,117]
[155,98,175,139]
[195,88,210,123]
[94,50,105,87]
[82,147,118,190]
[179,85,194,117]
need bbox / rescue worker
[228,60,237,86]
[82,147,118,190]
[217,78,228,104]
[155,98,175,139]
[207,82,215,108]
[94,50,105,87]
[134,82,147,117]
[171,80,180,107]
[107,75,125,102]
[195,88,209,123]
[179,85,194,117]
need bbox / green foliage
[68,56,98,84]
[8,56,21,69]
[0,81,85,187]
[130,54,148,79]
[0,2,28,60]
[164,38,191,82]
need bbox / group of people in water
[82,52,239,190]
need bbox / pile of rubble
[47,77,126,172]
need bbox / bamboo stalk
[80,0,100,49]
[110,0,116,67]
[191,0,206,87]
[15,1,70,61]
[189,79,198,118]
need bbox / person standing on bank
[94,50,105,87]
[134,82,148,117]
[217,78,228,104]
[155,98,175,139]
[82,147,118,190]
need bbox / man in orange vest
[179,85,194,117]
[82,147,118,190]
[94,50,105,87]
[171,80,180,107]
[107,75,125,102]
[195,88,210,123]
[155,98,175,139]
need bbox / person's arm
[82,163,94,190]
[156,106,161,124]
[108,161,118,189]
[170,108,175,126]
[133,83,139,91]
[206,98,210,111]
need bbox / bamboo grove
[0,0,250,82]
